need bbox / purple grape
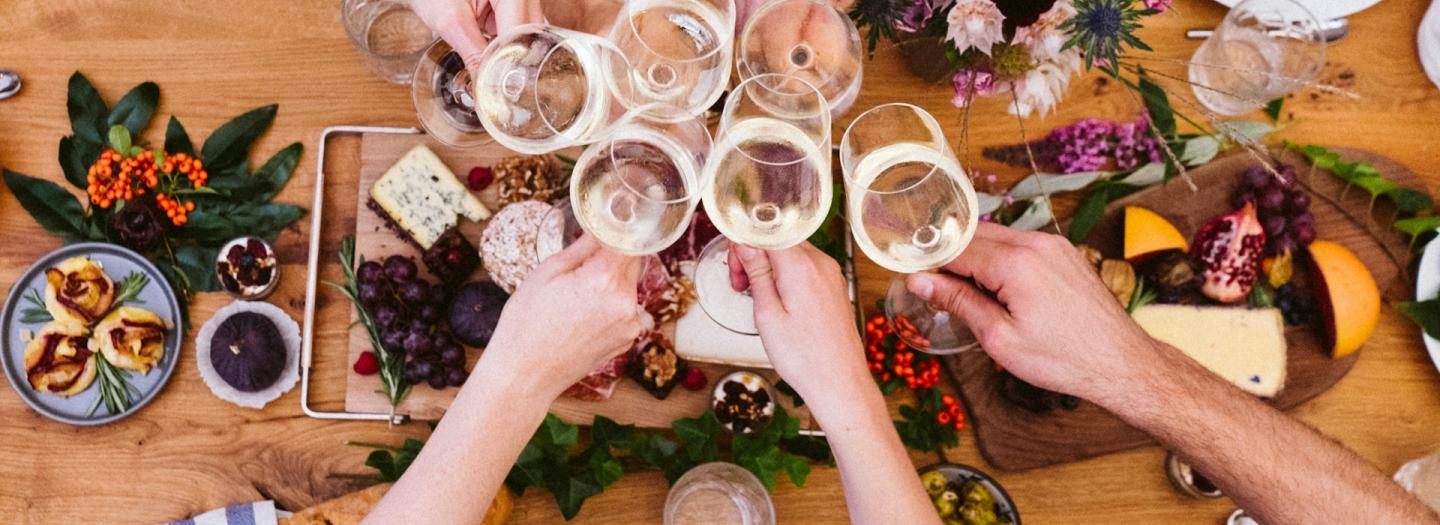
[401,365,422,385]
[1293,221,1317,245]
[1231,189,1256,210]
[1262,215,1287,237]
[446,368,467,387]
[403,331,432,355]
[384,255,418,283]
[427,374,448,390]
[417,303,442,324]
[1242,166,1269,189]
[407,318,428,333]
[373,302,401,328]
[440,347,464,366]
[380,328,406,353]
[1290,213,1314,230]
[1288,192,1310,213]
[1260,187,1286,212]
[400,280,430,305]
[412,360,434,379]
[1272,235,1299,254]
[358,281,385,307]
[1276,165,1298,189]
[428,284,449,306]
[432,331,453,350]
[358,261,385,284]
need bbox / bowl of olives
[918,463,1019,525]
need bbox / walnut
[494,155,567,205]
[640,343,678,386]
[653,274,697,325]
[1100,259,1137,306]
[1077,244,1104,269]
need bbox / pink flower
[950,68,997,107]
[944,0,1005,56]
[1008,62,1070,118]
[1013,1,1077,60]
[1143,0,1172,12]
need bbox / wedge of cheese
[370,145,491,249]
[1131,304,1287,398]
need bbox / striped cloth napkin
[165,501,282,525]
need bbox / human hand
[729,243,868,411]
[735,0,855,33]
[477,235,647,399]
[409,0,543,68]
[906,223,1163,404]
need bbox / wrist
[462,346,561,415]
[1083,336,1183,416]
[795,366,888,426]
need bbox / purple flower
[1143,0,1172,12]
[897,0,939,33]
[950,67,997,107]
[1041,113,1163,173]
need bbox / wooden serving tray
[339,131,815,429]
[945,147,1422,472]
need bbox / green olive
[933,498,956,518]
[963,481,995,507]
[921,471,949,496]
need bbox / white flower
[1009,62,1071,118]
[944,0,1006,56]
[1013,1,1077,61]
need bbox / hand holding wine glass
[408,0,542,68]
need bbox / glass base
[412,39,493,148]
[885,276,980,354]
[694,238,759,335]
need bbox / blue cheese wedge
[370,145,491,249]
[1131,304,1287,398]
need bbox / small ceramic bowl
[215,237,279,300]
[917,463,1021,524]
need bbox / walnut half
[1099,259,1137,306]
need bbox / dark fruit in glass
[384,255,418,283]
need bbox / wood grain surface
[949,147,1419,472]
[1,1,1438,524]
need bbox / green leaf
[1247,281,1275,308]
[106,82,159,137]
[208,142,301,202]
[153,263,193,330]
[1398,299,1440,340]
[1067,186,1112,244]
[590,415,635,451]
[3,169,88,241]
[1179,136,1220,166]
[66,72,109,146]
[781,454,811,487]
[551,474,602,520]
[165,116,195,157]
[58,136,97,189]
[1137,69,1176,139]
[672,412,722,463]
[1395,216,1440,245]
[108,125,131,156]
[177,203,304,243]
[174,244,221,292]
[201,104,277,177]
[1264,97,1284,122]
[1386,188,1435,214]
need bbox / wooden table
[1,1,1438,523]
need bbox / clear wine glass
[412,39,494,149]
[737,0,864,118]
[696,73,832,335]
[471,24,640,154]
[535,196,583,263]
[1188,0,1326,116]
[342,0,436,84]
[841,103,979,354]
[607,0,735,118]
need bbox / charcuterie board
[331,130,820,429]
[945,147,1423,472]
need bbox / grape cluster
[1274,283,1318,327]
[358,255,468,390]
[1232,164,1315,255]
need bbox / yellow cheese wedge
[1131,304,1287,398]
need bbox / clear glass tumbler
[1188,0,1326,116]
[664,462,776,525]
[340,0,436,85]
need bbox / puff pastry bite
[24,321,97,396]
[92,306,168,373]
[44,256,115,325]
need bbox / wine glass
[412,39,493,148]
[535,196,583,263]
[737,0,864,118]
[471,24,640,154]
[696,74,832,335]
[607,0,735,118]
[1188,0,1326,116]
[840,103,979,354]
[342,0,436,84]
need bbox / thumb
[732,245,783,314]
[907,273,1011,345]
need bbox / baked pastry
[479,200,549,293]
[92,306,168,374]
[24,321,96,396]
[44,256,115,325]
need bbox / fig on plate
[1191,203,1266,303]
[1307,240,1380,358]
[1123,206,1188,263]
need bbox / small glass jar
[712,371,776,434]
[215,237,279,301]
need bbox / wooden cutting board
[341,132,813,428]
[945,147,1423,472]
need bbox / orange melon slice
[1307,240,1380,358]
[1124,206,1188,262]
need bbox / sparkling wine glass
[470,24,640,154]
[607,0,735,118]
[841,103,979,354]
[1188,0,1326,116]
[696,74,831,335]
[737,0,864,118]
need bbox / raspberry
[680,366,706,391]
[353,351,381,375]
[467,166,494,191]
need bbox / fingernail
[909,275,934,301]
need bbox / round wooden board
[945,147,1422,472]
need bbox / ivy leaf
[201,104,277,178]
[551,474,603,520]
[589,415,635,451]
[781,454,811,487]
[1397,299,1440,340]
[165,116,195,157]
[672,412,722,463]
[3,169,88,241]
[66,72,109,146]
[106,82,159,137]
[356,438,425,483]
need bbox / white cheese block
[1131,305,1287,397]
[370,144,491,249]
[673,262,772,368]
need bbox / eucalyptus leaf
[1179,136,1220,165]
[3,169,88,241]
[976,193,1005,215]
[106,82,159,137]
[1218,120,1274,145]
[165,116,195,156]
[1008,171,1109,201]
[201,104,277,178]
[66,72,109,146]
[1007,197,1053,231]
[1120,162,1167,186]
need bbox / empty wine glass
[342,0,436,84]
[412,39,494,148]
[696,74,831,335]
[737,0,864,118]
[472,24,640,154]
[841,103,979,354]
[607,0,735,117]
[1188,0,1326,116]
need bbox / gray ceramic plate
[918,463,1022,524]
[1,243,183,425]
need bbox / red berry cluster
[937,394,965,432]
[86,148,209,226]
[864,315,941,390]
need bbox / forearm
[802,368,941,525]
[364,354,553,525]
[1101,342,1437,524]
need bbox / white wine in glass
[737,0,863,118]
[608,0,734,117]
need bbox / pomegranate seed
[353,351,381,375]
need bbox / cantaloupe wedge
[1124,206,1188,262]
[1307,240,1380,358]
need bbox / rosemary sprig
[111,271,150,307]
[20,289,52,324]
[325,236,409,408]
[87,351,142,416]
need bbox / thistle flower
[1058,0,1157,71]
[944,0,1006,56]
